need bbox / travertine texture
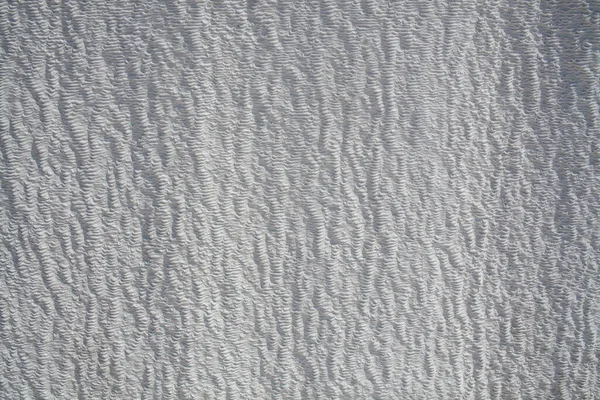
[1,0,599,398]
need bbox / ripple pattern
[0,0,599,399]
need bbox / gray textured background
[1,0,599,398]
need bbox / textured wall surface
[1,0,599,398]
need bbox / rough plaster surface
[1,0,599,398]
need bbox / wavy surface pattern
[0,0,599,398]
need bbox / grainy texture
[1,0,599,399]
